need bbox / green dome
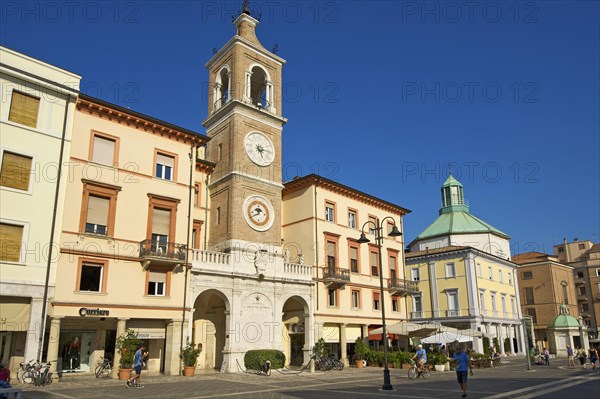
[550,314,580,328]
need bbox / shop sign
[134,328,166,339]
[79,307,110,317]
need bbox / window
[524,287,534,305]
[218,143,223,161]
[526,308,537,323]
[558,247,564,253]
[477,263,482,277]
[155,152,175,180]
[578,243,585,250]
[0,222,23,262]
[445,263,456,278]
[348,210,357,229]
[349,244,359,273]
[217,207,221,224]
[562,283,569,305]
[0,151,33,191]
[488,267,493,280]
[147,271,167,296]
[511,297,516,315]
[596,269,600,277]
[392,297,399,312]
[501,295,506,315]
[578,286,586,296]
[508,272,512,285]
[523,271,533,280]
[8,91,39,128]
[151,208,171,253]
[413,295,423,317]
[389,254,397,279]
[479,290,486,310]
[85,195,109,235]
[370,250,378,276]
[499,270,504,283]
[328,288,337,307]
[325,202,335,223]
[77,260,107,292]
[91,133,117,166]
[194,183,202,208]
[368,216,377,235]
[80,181,119,237]
[192,220,202,249]
[576,271,584,278]
[411,268,420,281]
[351,290,360,309]
[326,241,336,269]
[490,293,497,312]
[597,283,600,296]
[447,290,459,316]
[373,292,380,310]
[582,303,589,312]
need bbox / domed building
[548,304,589,356]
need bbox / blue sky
[2,1,598,255]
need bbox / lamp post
[357,216,402,391]
[521,316,533,371]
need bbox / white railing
[283,262,311,276]
[411,311,423,318]
[190,249,231,265]
[446,310,460,317]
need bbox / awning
[323,325,339,343]
[422,331,479,344]
[370,321,441,337]
[367,326,397,341]
[0,298,31,331]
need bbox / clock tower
[204,4,286,256]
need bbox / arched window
[213,66,230,112]
[245,65,273,112]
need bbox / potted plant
[431,353,449,371]
[354,337,367,368]
[180,342,202,377]
[115,329,142,380]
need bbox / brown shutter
[0,223,24,262]
[1,152,32,191]
[8,91,40,128]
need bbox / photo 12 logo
[400,1,540,24]
[1,1,140,24]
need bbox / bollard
[310,358,315,373]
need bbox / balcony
[322,267,350,288]
[387,278,419,296]
[446,310,461,317]
[411,311,423,319]
[139,239,187,270]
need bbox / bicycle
[95,357,113,378]
[17,360,35,384]
[408,361,431,380]
[257,360,271,376]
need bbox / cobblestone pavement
[14,360,600,399]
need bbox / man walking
[126,346,146,388]
[452,346,473,398]
[567,345,575,367]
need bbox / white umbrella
[370,321,441,337]
[421,331,480,344]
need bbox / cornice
[77,96,208,146]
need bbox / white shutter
[87,196,109,225]
[93,136,115,165]
[152,208,170,235]
[157,153,174,168]
[149,271,167,283]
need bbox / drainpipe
[203,144,209,251]
[38,94,71,361]
[314,184,319,311]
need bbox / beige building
[282,174,414,364]
[512,251,578,351]
[553,240,600,341]
[48,94,210,376]
[0,46,80,372]
[406,174,524,355]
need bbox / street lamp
[357,216,402,391]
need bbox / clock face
[243,195,274,231]
[244,132,275,166]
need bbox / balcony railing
[387,278,419,296]
[139,239,186,262]
[446,310,461,317]
[411,311,423,319]
[323,267,350,287]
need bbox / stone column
[361,324,369,345]
[112,318,128,378]
[164,320,184,376]
[25,297,45,362]
[517,322,527,356]
[508,325,516,355]
[46,317,62,380]
[497,324,506,357]
[303,313,312,366]
[471,321,483,353]
[340,323,348,367]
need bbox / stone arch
[192,289,230,371]
[281,295,311,367]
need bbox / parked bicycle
[407,361,430,380]
[17,360,35,384]
[95,356,113,378]
[32,361,52,386]
[312,354,344,371]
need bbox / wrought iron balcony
[387,278,419,296]
[139,239,187,269]
[323,266,350,287]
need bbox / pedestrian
[451,345,473,398]
[589,347,598,370]
[577,347,587,370]
[567,345,575,367]
[543,347,550,366]
[126,346,146,388]
[0,363,11,399]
